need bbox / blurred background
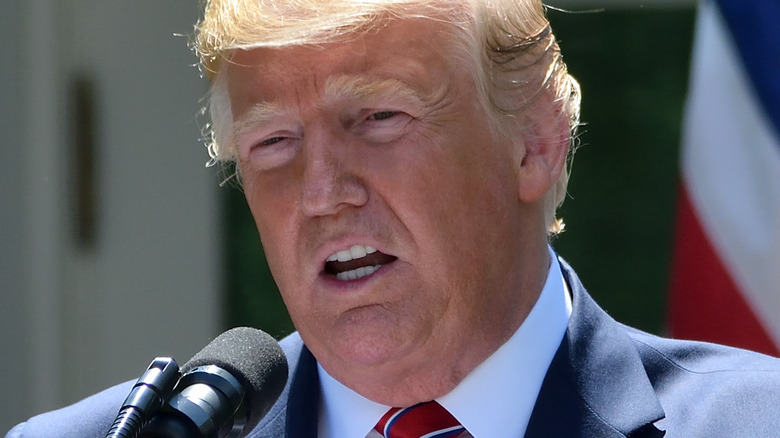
[3,0,769,433]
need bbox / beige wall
[0,1,221,433]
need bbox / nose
[299,129,368,217]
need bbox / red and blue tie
[374,401,465,438]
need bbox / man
[7,0,780,437]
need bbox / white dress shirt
[317,247,572,438]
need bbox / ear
[511,107,570,204]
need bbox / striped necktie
[374,401,465,438]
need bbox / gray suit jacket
[8,258,780,437]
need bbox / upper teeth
[327,245,377,262]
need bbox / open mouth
[323,245,397,281]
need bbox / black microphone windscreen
[181,327,288,435]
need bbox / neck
[325,242,552,407]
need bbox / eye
[353,109,414,144]
[260,136,286,146]
[235,129,300,171]
[367,111,399,121]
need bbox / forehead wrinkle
[322,75,425,108]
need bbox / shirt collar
[317,247,572,438]
[438,247,571,437]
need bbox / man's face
[226,17,545,404]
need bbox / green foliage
[550,7,695,333]
[224,186,295,338]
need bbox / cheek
[406,153,518,284]
[242,161,298,230]
[241,171,300,274]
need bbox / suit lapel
[285,346,320,437]
[524,259,666,438]
[249,334,320,438]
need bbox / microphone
[105,357,180,438]
[139,327,288,438]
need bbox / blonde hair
[194,0,580,233]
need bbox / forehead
[225,17,466,115]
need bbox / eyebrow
[232,102,285,144]
[231,75,428,141]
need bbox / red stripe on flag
[669,184,779,356]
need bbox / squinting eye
[368,111,398,121]
[261,137,285,146]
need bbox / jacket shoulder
[627,327,780,435]
[4,381,133,438]
[553,257,780,437]
[5,332,307,438]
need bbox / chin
[310,329,419,381]
[335,332,409,366]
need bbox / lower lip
[319,260,396,290]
